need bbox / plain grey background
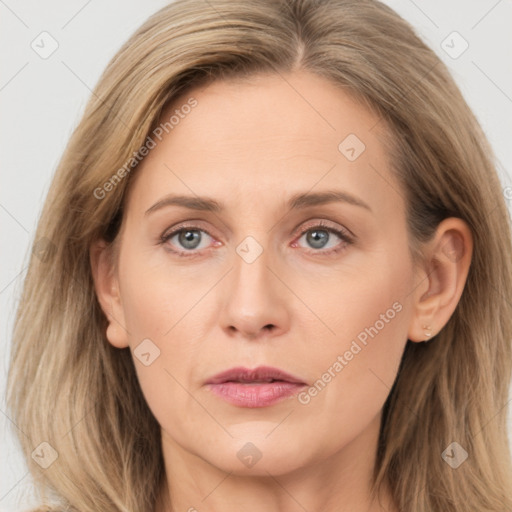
[1,0,511,510]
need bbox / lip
[205,366,307,408]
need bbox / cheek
[294,254,414,452]
[118,243,212,340]
[116,246,216,432]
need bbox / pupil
[308,229,328,249]
[180,230,200,249]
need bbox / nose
[219,239,290,341]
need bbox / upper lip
[205,366,306,385]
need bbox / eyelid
[161,220,215,240]
[292,218,355,241]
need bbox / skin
[91,70,473,512]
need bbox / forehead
[124,70,403,220]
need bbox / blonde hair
[6,0,512,511]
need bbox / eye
[160,225,216,257]
[293,220,354,254]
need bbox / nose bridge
[219,230,289,338]
[235,234,269,285]
[232,232,274,308]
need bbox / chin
[197,435,317,477]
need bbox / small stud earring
[422,325,432,340]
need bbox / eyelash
[159,220,354,258]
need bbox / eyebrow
[144,190,371,216]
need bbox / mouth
[204,366,307,408]
[205,365,306,385]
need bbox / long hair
[6,0,512,510]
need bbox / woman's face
[101,71,421,476]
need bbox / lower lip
[206,381,306,408]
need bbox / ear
[90,239,129,348]
[408,218,473,342]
